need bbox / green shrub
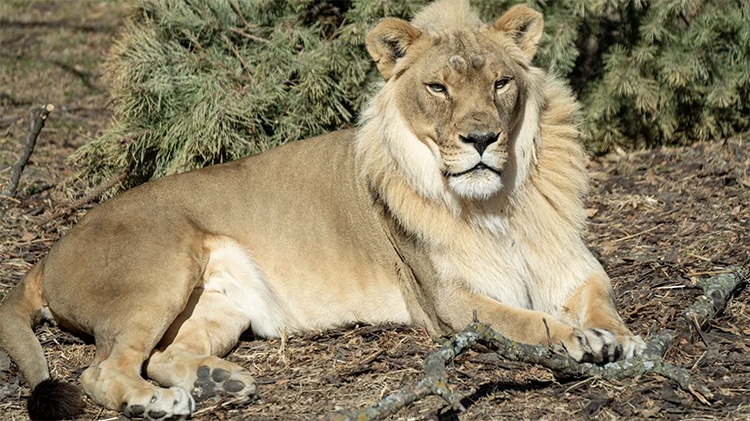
[72,0,750,189]
[563,0,750,152]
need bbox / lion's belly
[272,263,413,333]
[201,235,411,338]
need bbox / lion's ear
[493,5,544,61]
[366,18,421,80]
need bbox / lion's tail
[0,260,83,420]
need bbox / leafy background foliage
[72,0,750,189]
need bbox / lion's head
[360,0,547,203]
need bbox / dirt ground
[1,2,749,420]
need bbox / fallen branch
[1,104,54,198]
[334,331,473,421]
[335,268,746,420]
[37,166,130,227]
[334,323,712,421]
[473,324,712,404]
[684,267,746,329]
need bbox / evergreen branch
[181,29,236,76]
[221,33,254,74]
[228,0,258,31]
[228,27,270,44]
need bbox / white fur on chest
[428,213,600,315]
[429,216,533,309]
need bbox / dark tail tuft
[28,378,84,421]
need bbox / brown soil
[1,2,748,420]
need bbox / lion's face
[366,6,544,201]
[395,36,524,200]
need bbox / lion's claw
[564,328,645,363]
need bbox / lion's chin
[447,169,504,201]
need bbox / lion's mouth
[447,163,502,178]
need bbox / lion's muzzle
[459,131,500,155]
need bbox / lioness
[0,1,644,420]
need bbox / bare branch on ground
[37,166,131,227]
[334,330,473,421]
[474,324,713,404]
[1,104,54,198]
[684,267,747,329]
[335,269,746,420]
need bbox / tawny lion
[0,1,644,419]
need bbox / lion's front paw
[617,332,646,360]
[562,328,645,363]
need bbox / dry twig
[334,331,472,421]
[684,267,747,329]
[2,104,54,198]
[474,324,713,404]
[37,166,131,227]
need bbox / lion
[0,1,644,420]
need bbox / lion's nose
[460,131,499,155]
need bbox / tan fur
[0,2,643,419]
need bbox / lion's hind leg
[71,257,207,420]
[146,235,295,404]
[145,287,257,402]
[79,325,195,420]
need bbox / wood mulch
[1,1,748,420]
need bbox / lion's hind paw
[192,365,257,402]
[122,386,194,421]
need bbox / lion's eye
[427,83,447,94]
[495,78,512,91]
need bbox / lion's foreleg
[436,284,637,362]
[437,286,572,343]
[561,274,645,358]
